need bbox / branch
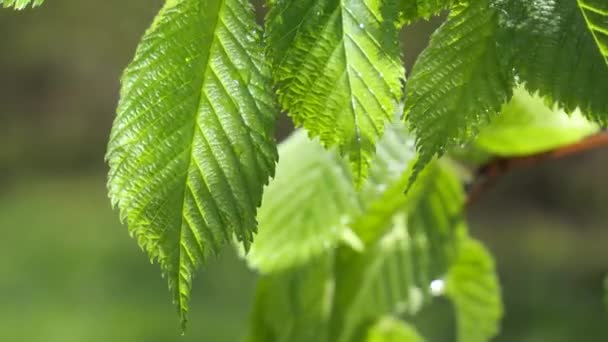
[466,130,608,206]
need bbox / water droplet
[430,279,445,296]
[359,23,365,29]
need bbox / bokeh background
[1,1,607,341]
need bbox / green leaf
[249,122,417,273]
[399,0,453,23]
[365,317,425,342]
[497,0,608,124]
[0,0,43,9]
[578,0,608,66]
[247,128,473,342]
[474,86,600,156]
[446,238,503,342]
[331,216,426,342]
[247,258,334,342]
[266,0,405,186]
[248,131,362,273]
[330,160,466,342]
[106,0,278,327]
[404,0,513,181]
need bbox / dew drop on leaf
[430,279,445,296]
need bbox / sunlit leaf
[266,0,405,185]
[106,0,278,326]
[404,0,513,182]
[0,0,43,9]
[474,87,600,156]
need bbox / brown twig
[466,130,608,207]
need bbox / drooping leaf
[404,0,513,182]
[446,238,503,342]
[266,0,405,186]
[249,122,417,273]
[247,127,476,342]
[331,216,426,342]
[365,317,425,342]
[0,0,43,9]
[578,0,608,66]
[330,160,466,342]
[106,0,278,326]
[474,86,600,156]
[497,0,608,124]
[248,131,362,273]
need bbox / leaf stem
[466,130,608,206]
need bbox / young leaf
[249,122,417,273]
[247,258,334,342]
[0,0,43,9]
[331,216,429,342]
[498,0,608,124]
[106,0,278,327]
[474,87,600,156]
[445,238,503,342]
[330,161,466,342]
[404,0,513,181]
[578,0,608,66]
[266,0,405,186]
[365,317,425,342]
[247,131,361,273]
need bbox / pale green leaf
[474,86,600,156]
[446,238,503,342]
[404,0,513,180]
[578,0,608,66]
[247,129,473,342]
[331,160,466,342]
[248,131,361,273]
[497,0,608,124]
[365,317,425,342]
[0,0,43,9]
[249,122,416,273]
[106,0,277,326]
[266,0,405,186]
[247,258,334,342]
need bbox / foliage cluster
[3,0,608,340]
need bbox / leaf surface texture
[107,0,277,326]
[578,0,608,66]
[266,0,405,185]
[498,0,608,124]
[404,0,513,180]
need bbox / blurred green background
[1,1,607,341]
